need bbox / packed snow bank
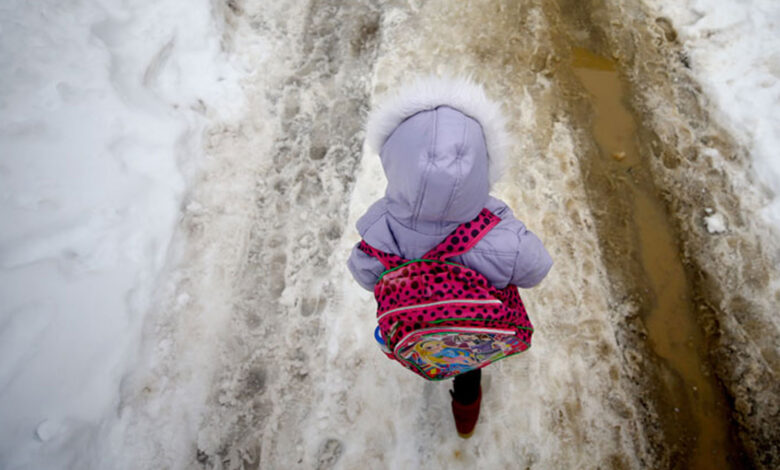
[646,0,780,227]
[0,0,243,467]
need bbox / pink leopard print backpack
[358,208,534,380]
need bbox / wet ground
[115,1,780,468]
[569,45,741,469]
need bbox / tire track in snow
[551,0,779,467]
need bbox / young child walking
[347,77,553,437]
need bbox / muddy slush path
[549,1,780,467]
[123,1,779,469]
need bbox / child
[347,77,553,437]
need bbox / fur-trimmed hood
[349,78,553,292]
[365,76,510,185]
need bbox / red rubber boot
[450,387,482,438]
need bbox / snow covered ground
[0,0,243,467]
[644,0,780,229]
[1,0,778,469]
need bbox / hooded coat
[347,77,552,291]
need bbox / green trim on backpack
[379,259,468,279]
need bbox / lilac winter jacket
[347,80,552,291]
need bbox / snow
[645,0,780,228]
[1,0,779,468]
[0,0,243,468]
[704,212,727,234]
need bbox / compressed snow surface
[646,0,780,227]
[0,0,242,467]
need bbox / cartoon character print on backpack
[361,210,532,340]
[360,208,534,379]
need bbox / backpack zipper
[377,298,502,322]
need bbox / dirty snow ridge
[647,0,780,228]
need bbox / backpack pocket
[393,326,527,380]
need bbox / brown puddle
[571,47,737,469]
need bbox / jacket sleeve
[511,229,553,288]
[486,197,553,288]
[347,243,385,291]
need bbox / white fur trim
[366,76,510,184]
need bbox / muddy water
[570,47,737,468]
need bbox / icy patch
[0,0,243,467]
[702,208,727,234]
[703,212,727,234]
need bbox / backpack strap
[422,208,501,261]
[358,240,407,270]
[358,208,500,268]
